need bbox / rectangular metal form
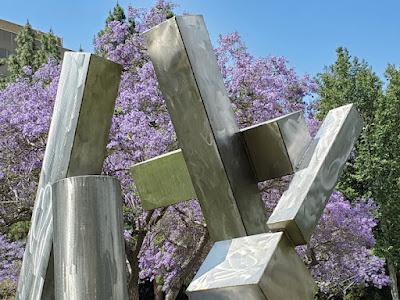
[143,15,266,241]
[52,176,128,299]
[16,53,122,300]
[267,104,362,245]
[131,149,196,210]
[241,111,311,181]
[186,232,316,300]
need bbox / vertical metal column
[16,53,122,300]
[52,176,128,300]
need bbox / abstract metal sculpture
[16,53,122,299]
[135,16,311,242]
[132,15,363,299]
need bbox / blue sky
[1,0,399,78]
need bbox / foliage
[317,47,382,200]
[0,1,390,298]
[33,30,61,70]
[0,22,61,89]
[6,21,37,81]
[318,47,400,298]
[368,65,400,266]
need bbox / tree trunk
[165,231,209,300]
[388,258,399,300]
[126,209,165,300]
[126,234,145,300]
[154,280,164,300]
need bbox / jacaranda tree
[0,1,389,299]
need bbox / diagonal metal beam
[267,104,363,245]
[16,53,122,300]
[143,15,268,241]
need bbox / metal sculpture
[132,15,363,299]
[16,53,122,300]
[135,16,311,242]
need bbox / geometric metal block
[52,176,128,299]
[131,149,196,210]
[16,53,122,300]
[241,111,311,181]
[143,15,266,241]
[186,232,316,300]
[267,104,363,245]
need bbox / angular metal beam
[186,232,316,300]
[241,110,311,181]
[131,149,196,210]
[143,15,266,241]
[52,176,128,299]
[267,104,363,245]
[16,53,122,300]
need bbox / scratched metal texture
[143,15,266,241]
[131,149,196,210]
[186,232,316,300]
[16,53,122,300]
[52,176,128,299]
[241,111,311,181]
[267,104,363,245]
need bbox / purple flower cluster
[0,234,24,296]
[297,192,390,294]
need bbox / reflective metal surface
[143,15,266,241]
[186,232,316,300]
[267,104,363,245]
[52,176,128,300]
[241,111,311,181]
[131,149,196,210]
[16,53,122,299]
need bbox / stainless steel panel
[131,149,196,210]
[52,176,128,300]
[16,52,122,300]
[186,232,315,300]
[241,111,311,181]
[267,104,363,245]
[143,16,266,241]
[277,110,311,171]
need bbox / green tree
[5,21,36,80]
[0,22,61,89]
[367,65,400,300]
[106,3,126,24]
[317,47,382,200]
[33,29,61,69]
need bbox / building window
[0,48,7,58]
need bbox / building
[0,19,65,77]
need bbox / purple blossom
[0,234,24,296]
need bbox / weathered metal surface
[186,232,316,300]
[267,104,363,245]
[131,149,196,210]
[16,52,122,300]
[52,176,128,300]
[241,111,311,181]
[143,15,266,241]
